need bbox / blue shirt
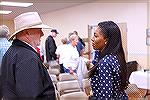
[0,38,11,74]
[91,54,128,99]
[76,41,84,56]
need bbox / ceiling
[0,0,96,20]
[0,0,148,20]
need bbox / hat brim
[9,24,52,40]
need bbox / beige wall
[128,54,148,68]
[0,19,14,35]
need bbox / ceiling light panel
[0,1,33,7]
[0,10,12,14]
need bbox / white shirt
[55,44,68,64]
[63,44,79,70]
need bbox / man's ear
[25,29,31,35]
[23,29,31,40]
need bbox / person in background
[63,34,79,74]
[45,29,58,67]
[77,47,89,90]
[66,32,74,44]
[0,25,11,100]
[89,21,128,99]
[1,12,56,99]
[73,31,85,47]
[73,31,85,56]
[56,37,68,73]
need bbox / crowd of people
[0,11,128,100]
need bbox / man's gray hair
[69,34,78,42]
[0,25,10,38]
[61,37,67,44]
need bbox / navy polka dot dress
[91,53,128,100]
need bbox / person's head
[50,29,58,38]
[61,37,67,44]
[69,34,78,47]
[0,25,10,38]
[16,28,43,47]
[73,31,78,35]
[91,21,123,56]
[68,32,74,38]
[9,12,51,48]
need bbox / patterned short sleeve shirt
[0,38,11,73]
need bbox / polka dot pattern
[91,54,128,99]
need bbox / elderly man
[63,34,79,74]
[45,29,59,65]
[1,12,56,99]
[0,25,11,100]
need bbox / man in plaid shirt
[0,25,11,99]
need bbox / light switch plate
[146,28,150,37]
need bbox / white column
[146,0,150,96]
[147,0,150,69]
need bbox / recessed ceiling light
[0,1,33,7]
[0,10,12,14]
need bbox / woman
[89,21,128,99]
[63,34,79,74]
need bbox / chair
[82,78,91,96]
[58,73,77,81]
[125,84,145,99]
[60,92,88,100]
[48,68,60,76]
[50,74,58,85]
[44,62,60,76]
[57,80,81,96]
[126,61,142,83]
[49,74,59,100]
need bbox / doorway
[86,23,128,61]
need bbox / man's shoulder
[3,45,38,64]
[46,35,54,41]
[48,35,53,38]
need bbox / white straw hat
[9,12,52,40]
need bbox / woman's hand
[68,67,74,74]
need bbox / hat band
[15,22,43,32]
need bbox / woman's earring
[105,42,107,45]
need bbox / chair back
[57,80,81,95]
[59,73,77,81]
[125,84,143,98]
[50,74,58,85]
[82,78,91,96]
[60,92,88,100]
